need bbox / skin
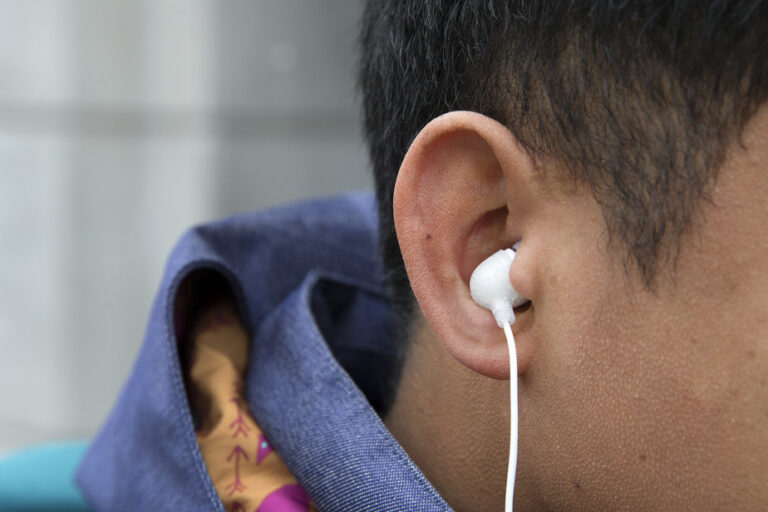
[386,105,768,511]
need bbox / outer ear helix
[393,110,537,380]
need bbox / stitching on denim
[298,278,451,511]
[389,440,451,511]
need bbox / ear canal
[469,248,528,327]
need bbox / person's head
[359,1,768,510]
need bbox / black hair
[359,1,768,344]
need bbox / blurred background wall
[0,0,370,454]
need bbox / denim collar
[248,270,450,511]
[77,193,451,511]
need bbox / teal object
[0,441,91,511]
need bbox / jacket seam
[301,274,450,511]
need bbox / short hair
[359,1,768,342]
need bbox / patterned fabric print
[187,300,316,512]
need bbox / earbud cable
[502,321,518,512]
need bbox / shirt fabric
[186,296,315,511]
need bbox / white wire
[502,321,518,512]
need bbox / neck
[384,317,509,512]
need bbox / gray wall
[0,0,370,454]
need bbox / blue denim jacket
[77,193,452,511]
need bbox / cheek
[522,272,768,511]
[519,274,724,508]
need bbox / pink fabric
[256,484,311,511]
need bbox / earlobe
[393,111,538,379]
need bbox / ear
[394,111,539,379]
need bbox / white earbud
[470,247,527,327]
[469,243,527,512]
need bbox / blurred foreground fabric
[0,441,90,511]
